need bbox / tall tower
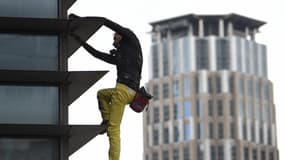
[144,13,278,160]
[0,0,107,160]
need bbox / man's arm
[71,33,116,65]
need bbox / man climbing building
[69,14,143,160]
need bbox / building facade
[143,13,278,160]
[0,0,107,160]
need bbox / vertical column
[198,18,204,37]
[190,37,196,71]
[245,27,250,40]
[188,23,193,37]
[209,36,217,71]
[227,22,233,37]
[219,18,224,37]
[230,37,237,71]
[221,71,229,93]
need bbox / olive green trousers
[97,83,136,160]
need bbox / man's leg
[97,88,115,122]
[107,83,135,160]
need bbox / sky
[68,0,285,159]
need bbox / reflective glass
[184,123,192,141]
[182,37,190,73]
[0,86,58,124]
[174,103,182,120]
[0,0,58,18]
[197,100,203,117]
[173,79,180,97]
[162,40,169,76]
[0,34,58,71]
[216,38,230,70]
[235,37,242,72]
[253,43,259,75]
[196,39,209,69]
[245,41,251,74]
[0,138,58,160]
[184,100,191,118]
[260,45,268,78]
[172,39,180,74]
[174,126,180,142]
[151,44,159,78]
[163,82,169,98]
[183,77,190,97]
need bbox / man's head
[113,32,122,48]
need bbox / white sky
[68,0,285,159]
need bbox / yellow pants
[97,83,136,160]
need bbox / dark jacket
[79,18,143,91]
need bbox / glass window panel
[153,107,159,123]
[218,122,224,138]
[197,122,204,139]
[0,34,58,71]
[244,147,249,160]
[197,100,203,117]
[231,146,237,160]
[260,45,268,78]
[152,84,159,101]
[174,125,180,142]
[184,123,192,141]
[0,138,58,160]
[253,43,259,75]
[182,37,190,73]
[173,79,180,97]
[231,122,235,139]
[184,100,191,118]
[209,122,214,139]
[216,38,230,70]
[218,145,224,160]
[163,82,169,98]
[196,39,209,69]
[172,39,180,74]
[162,40,169,76]
[211,146,216,160]
[152,151,158,160]
[236,37,242,72]
[173,148,179,160]
[245,41,251,74]
[197,143,204,160]
[163,127,169,144]
[0,0,58,18]
[163,105,170,121]
[247,79,253,97]
[174,103,182,120]
[151,44,159,78]
[0,86,58,124]
[163,150,169,160]
[208,100,213,117]
[217,100,223,116]
[153,128,159,146]
[183,77,190,97]
[183,145,190,160]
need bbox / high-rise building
[0,1,107,160]
[144,13,278,160]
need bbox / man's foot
[98,120,108,135]
[69,13,80,19]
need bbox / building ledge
[0,70,108,106]
[0,124,106,155]
[0,16,104,57]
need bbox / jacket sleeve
[81,42,116,65]
[72,33,116,64]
